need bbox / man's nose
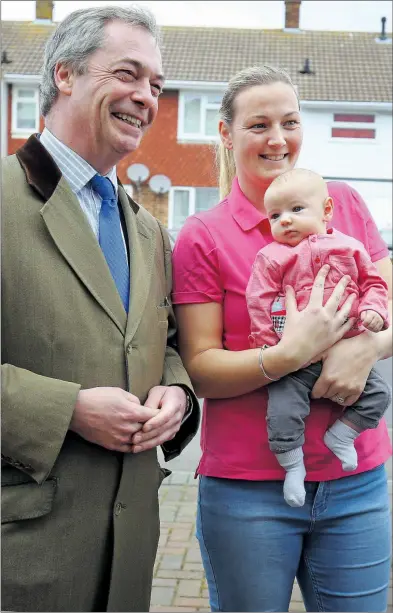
[132,80,156,109]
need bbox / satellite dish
[127,163,149,184]
[149,174,172,195]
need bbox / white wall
[297,106,392,228]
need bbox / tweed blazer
[1,135,199,612]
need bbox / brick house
[1,0,392,241]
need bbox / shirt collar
[227,177,269,231]
[39,128,118,196]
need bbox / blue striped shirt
[39,128,127,254]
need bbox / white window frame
[168,186,194,230]
[11,85,40,138]
[330,112,377,144]
[178,92,221,143]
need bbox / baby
[246,168,391,507]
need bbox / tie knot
[90,174,116,202]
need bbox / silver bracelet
[258,347,280,382]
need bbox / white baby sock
[276,448,306,507]
[324,419,360,471]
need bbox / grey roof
[1,21,392,102]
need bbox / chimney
[35,1,54,22]
[379,16,387,40]
[284,1,301,30]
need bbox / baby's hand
[360,310,384,332]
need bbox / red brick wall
[7,88,218,189]
[117,90,218,188]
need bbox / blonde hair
[216,65,299,200]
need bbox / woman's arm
[311,256,392,406]
[176,266,356,399]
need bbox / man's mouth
[112,113,142,128]
[260,154,288,161]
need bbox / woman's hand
[280,265,356,369]
[311,331,380,406]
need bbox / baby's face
[264,181,329,246]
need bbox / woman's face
[220,82,303,189]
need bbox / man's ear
[323,196,334,222]
[53,62,74,96]
[219,120,233,150]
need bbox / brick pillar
[36,1,53,21]
[134,185,169,227]
[284,0,301,29]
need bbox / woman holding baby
[171,65,392,612]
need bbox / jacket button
[311,236,317,242]
[315,256,321,263]
[114,502,123,516]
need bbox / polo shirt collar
[227,177,269,231]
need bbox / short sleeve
[172,216,224,305]
[328,182,389,262]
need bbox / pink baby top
[247,228,389,349]
[172,177,392,481]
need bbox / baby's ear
[323,196,334,221]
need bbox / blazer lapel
[118,187,155,343]
[41,177,127,335]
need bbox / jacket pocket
[1,478,57,524]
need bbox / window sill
[11,131,36,139]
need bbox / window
[331,113,375,139]
[12,86,39,136]
[179,92,222,141]
[168,186,220,232]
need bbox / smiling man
[1,5,199,612]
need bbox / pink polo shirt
[172,178,392,481]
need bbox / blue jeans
[196,465,391,612]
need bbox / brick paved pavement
[151,470,393,612]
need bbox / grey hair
[40,4,160,116]
[216,65,299,200]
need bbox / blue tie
[90,174,130,312]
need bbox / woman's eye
[285,120,299,127]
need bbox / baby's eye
[270,213,280,220]
[292,206,304,213]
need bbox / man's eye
[252,123,267,130]
[151,85,162,97]
[117,70,135,80]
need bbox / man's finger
[144,386,166,410]
[132,428,178,453]
[142,404,182,433]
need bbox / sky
[1,0,392,32]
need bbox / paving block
[150,586,175,606]
[174,596,211,608]
[159,553,185,570]
[177,579,203,597]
